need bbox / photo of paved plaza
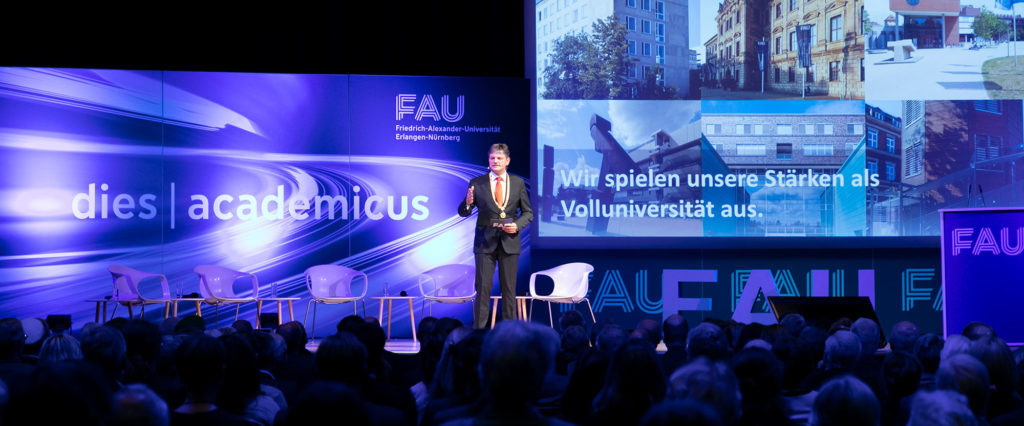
[864,0,1024,100]
[866,41,1024,99]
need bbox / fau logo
[951,227,1024,256]
[395,94,465,122]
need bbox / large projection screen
[529,0,1024,248]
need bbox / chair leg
[110,303,118,322]
[141,304,145,318]
[311,302,318,341]
[547,301,554,328]
[353,301,357,316]
[583,298,597,323]
[303,300,313,326]
[234,304,241,321]
[214,305,220,329]
[128,304,134,320]
[361,300,367,317]
[529,299,535,321]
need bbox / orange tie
[494,176,503,206]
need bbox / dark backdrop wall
[0,2,525,78]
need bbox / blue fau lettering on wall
[531,248,942,335]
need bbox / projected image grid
[533,0,1024,239]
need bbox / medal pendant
[500,212,506,219]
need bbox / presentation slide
[531,0,1024,241]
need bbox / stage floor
[307,338,421,354]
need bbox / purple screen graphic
[0,68,529,336]
[941,208,1024,345]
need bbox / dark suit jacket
[457,173,533,254]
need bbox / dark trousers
[473,244,519,329]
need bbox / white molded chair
[108,265,171,320]
[528,262,596,327]
[418,264,476,317]
[194,265,259,328]
[304,265,368,339]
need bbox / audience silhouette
[0,311,1017,425]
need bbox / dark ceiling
[0,2,526,78]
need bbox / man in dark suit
[458,143,533,329]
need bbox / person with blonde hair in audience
[38,333,83,364]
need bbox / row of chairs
[106,262,596,328]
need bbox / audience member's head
[0,318,26,360]
[743,338,772,351]
[799,325,829,364]
[780,313,807,337]
[828,317,852,334]
[936,353,990,420]
[822,330,860,371]
[733,346,790,424]
[961,322,996,341]
[336,315,364,334]
[172,315,204,335]
[942,335,971,363]
[430,326,473,397]
[760,324,787,348]
[811,375,880,426]
[435,317,464,338]
[230,320,253,335]
[687,322,730,362]
[561,325,589,354]
[732,347,784,401]
[417,316,438,340]
[281,381,369,425]
[966,336,1017,400]
[120,320,161,362]
[352,321,386,372]
[81,325,127,380]
[590,318,615,347]
[559,310,584,332]
[433,329,484,398]
[907,390,978,426]
[776,332,816,393]
[217,334,261,414]
[914,333,944,375]
[39,333,83,364]
[635,319,662,347]
[315,332,367,385]
[850,318,880,360]
[668,357,741,425]
[890,321,921,354]
[478,321,558,408]
[109,384,169,426]
[417,316,443,385]
[174,334,226,402]
[597,324,627,355]
[662,315,688,346]
[594,338,666,421]
[882,351,922,403]
[276,321,308,353]
[246,330,279,371]
[158,317,179,336]
[734,323,765,352]
[638,399,724,426]
[5,361,113,425]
